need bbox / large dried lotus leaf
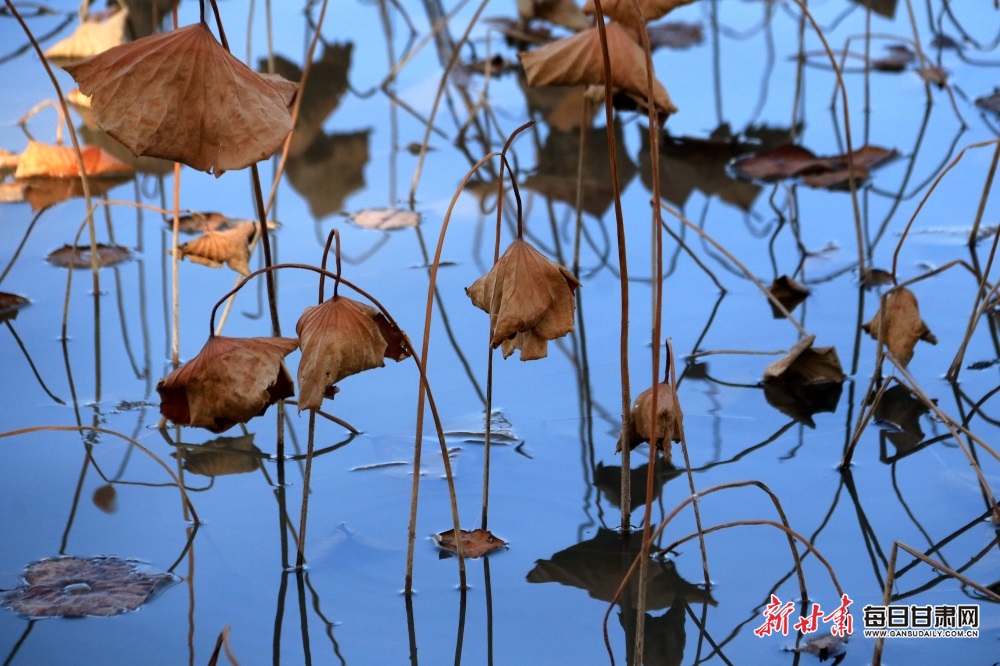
[296,296,388,411]
[581,0,697,29]
[168,223,255,275]
[518,22,677,118]
[14,140,134,179]
[466,238,580,361]
[44,7,129,63]
[763,335,845,385]
[64,22,296,176]
[157,335,298,433]
[862,287,937,367]
[1,556,176,619]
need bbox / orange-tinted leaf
[14,140,134,179]
[862,287,937,366]
[296,296,400,411]
[44,7,128,64]
[0,149,19,177]
[617,382,683,461]
[518,22,677,119]
[47,243,131,268]
[466,238,580,361]
[20,175,131,212]
[64,22,297,176]
[168,223,256,276]
[157,335,298,433]
[433,528,507,559]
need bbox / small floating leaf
[433,528,507,559]
[0,292,29,320]
[350,208,420,230]
[768,275,810,318]
[47,243,131,268]
[1,556,176,619]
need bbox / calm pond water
[2,0,1000,664]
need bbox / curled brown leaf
[157,335,298,433]
[168,222,256,276]
[466,238,580,361]
[862,287,937,367]
[616,382,683,462]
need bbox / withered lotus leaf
[582,0,698,30]
[64,22,297,176]
[168,222,256,276]
[44,7,129,64]
[296,296,404,411]
[47,243,131,269]
[466,238,580,361]
[433,528,507,559]
[616,382,683,461]
[862,287,937,367]
[763,335,845,386]
[1,556,176,619]
[768,275,810,317]
[157,335,298,433]
[518,0,591,31]
[518,22,678,119]
[14,140,134,179]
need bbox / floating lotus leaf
[433,528,507,559]
[47,243,131,269]
[466,238,580,361]
[763,335,846,386]
[1,556,176,619]
[768,275,810,318]
[168,222,256,276]
[350,208,420,230]
[0,292,29,321]
[862,287,937,367]
[157,335,298,433]
[64,22,297,176]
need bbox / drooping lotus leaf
[1,556,176,619]
[64,22,297,176]
[466,238,580,361]
[617,382,684,461]
[862,287,937,367]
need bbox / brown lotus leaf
[433,528,507,559]
[64,22,297,176]
[47,243,131,268]
[92,484,117,513]
[918,65,948,88]
[172,211,231,234]
[731,143,896,188]
[763,335,846,386]
[616,382,683,461]
[168,223,256,276]
[862,287,937,366]
[582,0,697,30]
[860,267,894,288]
[14,140,134,179]
[44,7,129,64]
[466,237,580,361]
[0,292,29,321]
[157,335,298,433]
[801,145,898,190]
[518,0,591,31]
[296,296,408,411]
[1,556,176,619]
[768,275,810,317]
[518,22,678,119]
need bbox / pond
[1,0,999,664]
